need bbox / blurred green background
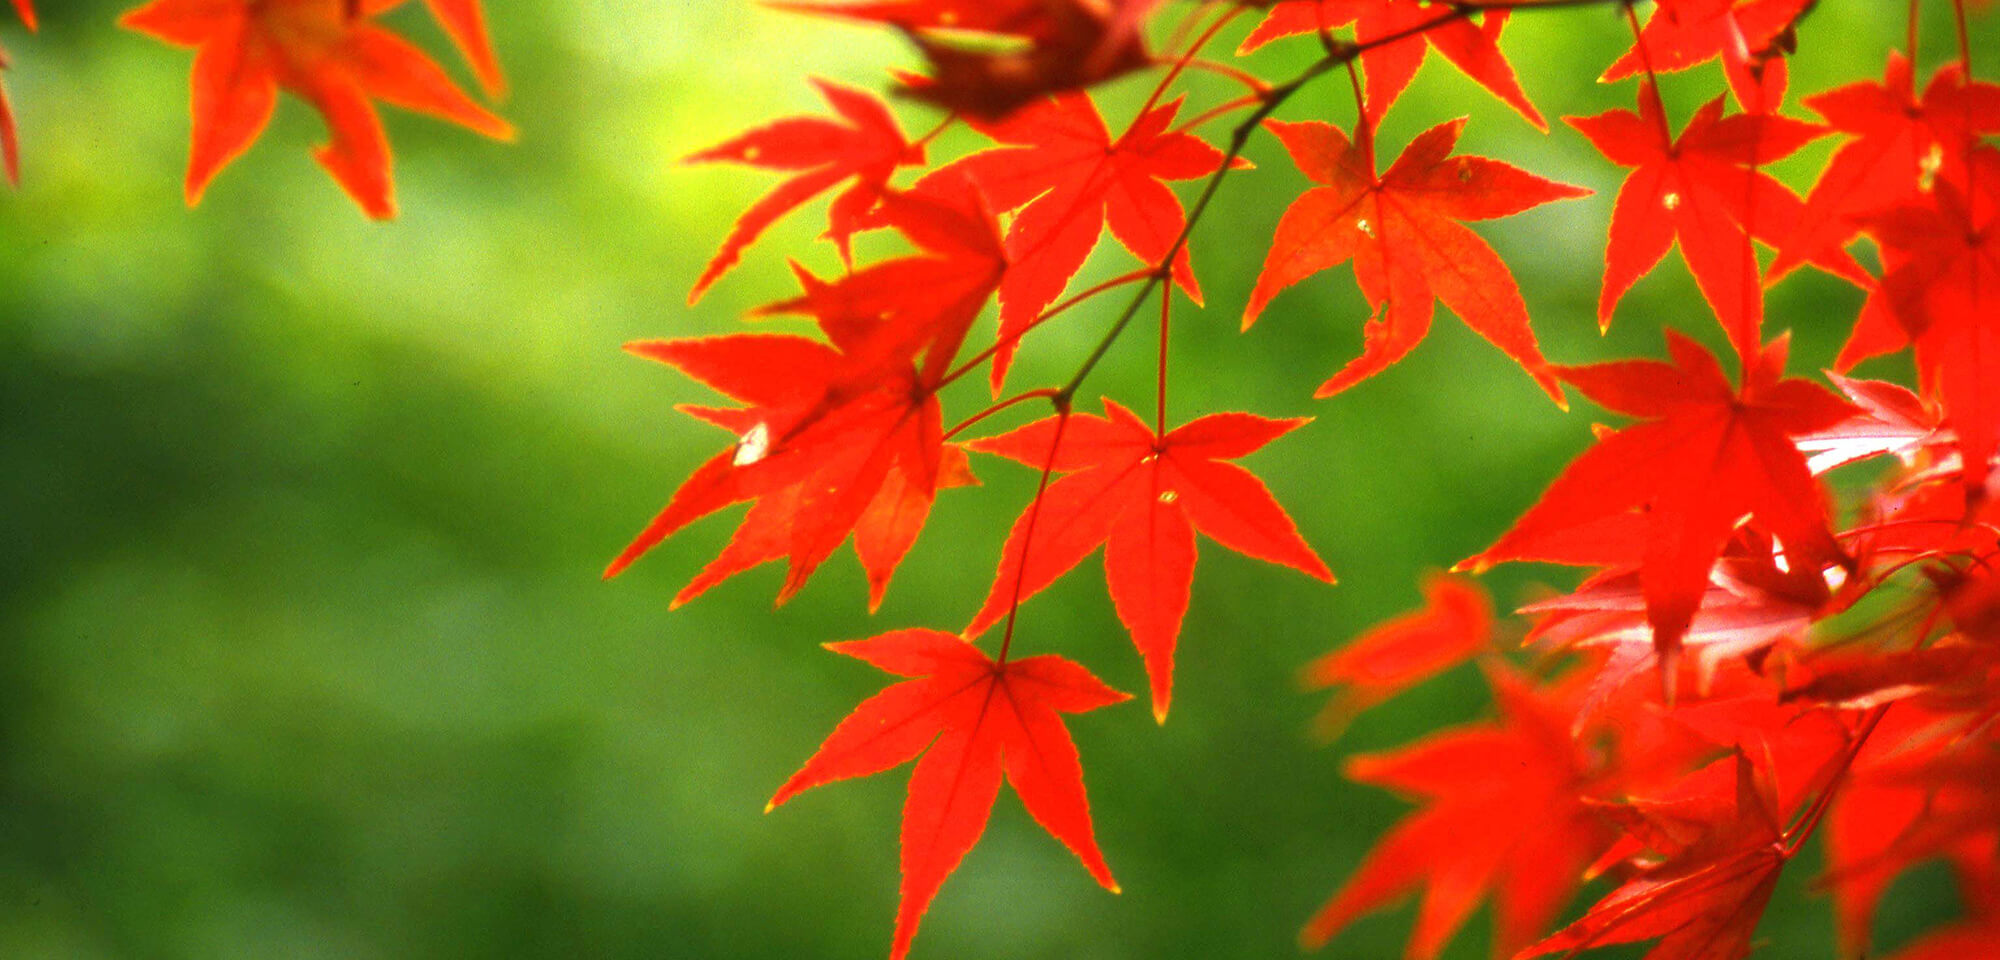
[0,2,1991,958]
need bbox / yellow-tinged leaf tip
[1153,705,1169,726]
[1109,883,1122,895]
[763,801,776,815]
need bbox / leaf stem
[913,113,957,149]
[1952,0,1977,204]
[1907,0,1920,63]
[995,408,1073,666]
[1952,0,1972,77]
[1178,59,1271,94]
[936,269,1152,391]
[945,389,1063,442]
[1783,705,1891,857]
[1622,2,1677,146]
[1156,286,1171,437]
[1345,59,1371,149]
[1172,93,1266,135]
[1139,2,1247,119]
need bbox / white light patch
[734,422,771,467]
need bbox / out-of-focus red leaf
[1300,572,1491,738]
[120,0,513,219]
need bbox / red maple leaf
[1466,332,1856,669]
[1601,0,1810,111]
[421,0,502,97]
[1568,82,1863,364]
[964,400,1333,720]
[768,629,1128,960]
[684,78,924,303]
[1856,148,2000,500]
[1245,118,1585,401]
[948,92,1228,390]
[1519,751,1791,960]
[1771,53,2000,281]
[1301,666,1614,960]
[0,64,12,189]
[0,0,31,186]
[1299,572,1492,739]
[603,332,963,611]
[119,0,513,219]
[1239,0,1546,130]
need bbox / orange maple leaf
[121,0,512,218]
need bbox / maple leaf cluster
[12,0,2000,956]
[603,0,2000,957]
